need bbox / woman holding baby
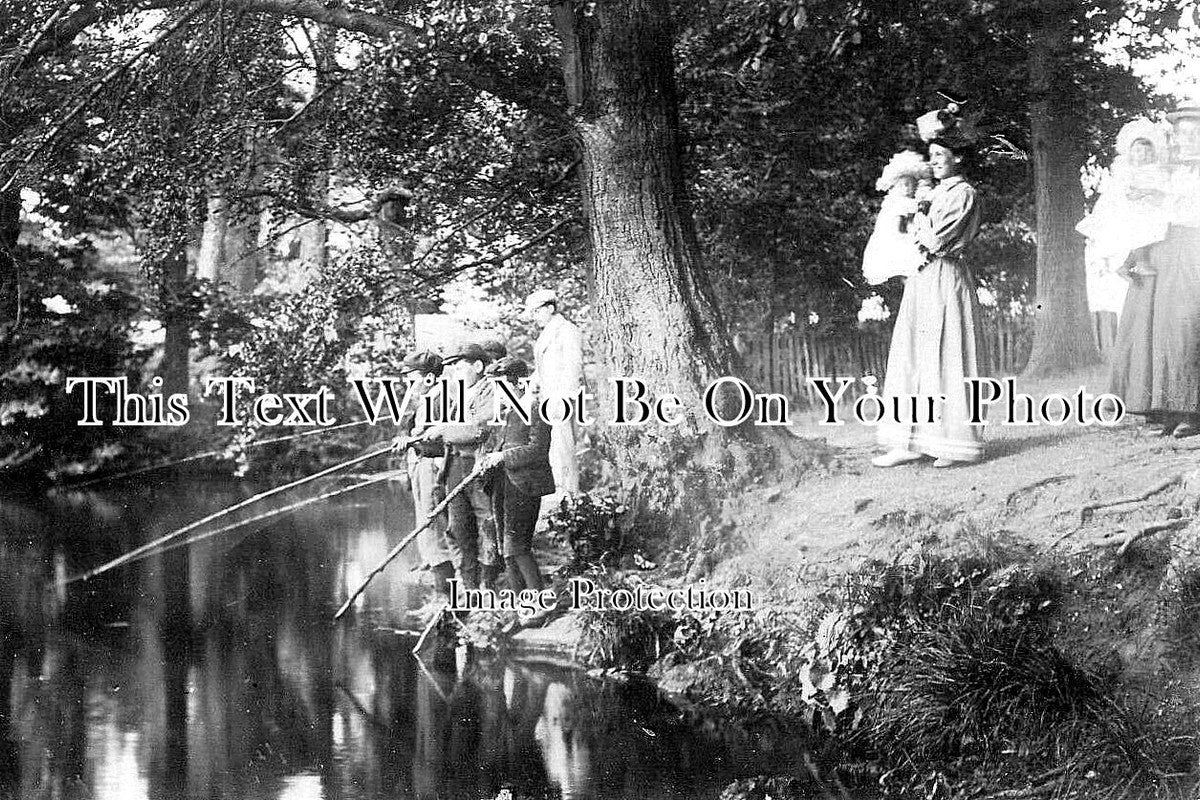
[1103,101,1200,437]
[869,106,987,468]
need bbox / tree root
[1079,473,1181,523]
[1080,518,1192,555]
[1005,474,1071,506]
[1115,518,1191,557]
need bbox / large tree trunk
[1022,15,1100,377]
[548,1,808,550]
[551,0,733,414]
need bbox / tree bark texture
[160,246,191,398]
[1022,12,1100,377]
[552,0,733,414]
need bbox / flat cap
[481,338,508,360]
[486,356,532,380]
[442,342,493,366]
[400,350,443,375]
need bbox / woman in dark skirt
[1109,101,1200,437]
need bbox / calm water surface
[0,476,839,800]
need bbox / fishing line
[64,419,375,489]
[70,444,393,583]
[105,471,401,569]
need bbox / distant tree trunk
[1022,14,1100,377]
[160,246,190,398]
[196,194,228,282]
[299,25,335,276]
[195,192,260,292]
[551,0,734,416]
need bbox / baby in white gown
[1076,118,1171,277]
[862,128,933,286]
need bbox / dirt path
[720,371,1200,593]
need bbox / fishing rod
[63,419,375,490]
[334,463,489,621]
[72,445,394,583]
[84,470,401,574]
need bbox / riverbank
[492,368,1200,797]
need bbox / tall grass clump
[861,595,1185,799]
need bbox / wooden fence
[738,311,1119,409]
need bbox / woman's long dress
[1108,165,1200,419]
[877,175,985,462]
[1107,273,1156,414]
[1148,224,1200,415]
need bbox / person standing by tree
[525,289,584,496]
[873,112,986,468]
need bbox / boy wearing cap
[481,338,508,362]
[477,357,554,597]
[418,343,500,591]
[525,289,584,496]
[391,350,455,602]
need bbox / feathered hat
[916,100,980,150]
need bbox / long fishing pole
[334,463,489,620]
[73,445,393,583]
[64,419,374,490]
[73,471,401,577]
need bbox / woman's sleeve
[913,184,978,256]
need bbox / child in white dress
[862,126,933,286]
[1076,118,1171,277]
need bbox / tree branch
[271,81,339,138]
[22,2,107,66]
[414,217,578,286]
[1,2,211,192]
[2,0,77,86]
[408,158,580,273]
[145,0,565,119]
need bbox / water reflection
[0,478,825,800]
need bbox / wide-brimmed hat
[442,343,492,366]
[916,108,954,142]
[916,103,980,156]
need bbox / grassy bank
[535,368,1200,798]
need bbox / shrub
[572,568,673,670]
[866,603,1138,796]
[544,493,627,570]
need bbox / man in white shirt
[525,289,584,495]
